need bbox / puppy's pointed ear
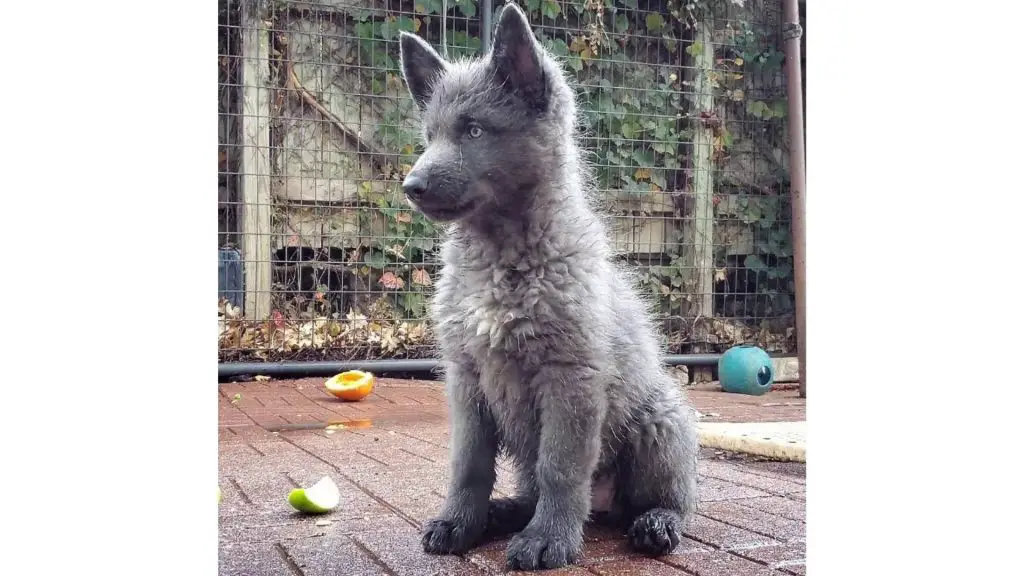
[490,2,547,109]
[399,32,448,111]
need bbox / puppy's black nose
[402,174,428,200]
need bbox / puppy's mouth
[405,195,482,223]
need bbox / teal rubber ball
[718,345,774,396]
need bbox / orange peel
[324,370,375,402]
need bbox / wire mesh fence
[218,0,799,375]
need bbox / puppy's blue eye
[468,124,483,138]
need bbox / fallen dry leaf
[379,271,405,290]
[231,393,242,404]
[385,244,407,260]
[412,268,431,287]
[271,310,286,329]
[218,295,434,360]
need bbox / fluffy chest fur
[432,211,612,357]
[430,215,616,459]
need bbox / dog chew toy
[718,344,775,396]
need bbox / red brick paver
[219,378,806,575]
[687,388,805,423]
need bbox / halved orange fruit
[324,370,375,402]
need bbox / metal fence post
[783,0,807,398]
[482,0,494,53]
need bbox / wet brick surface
[219,378,806,575]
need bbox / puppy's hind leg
[619,393,699,557]
[484,468,538,540]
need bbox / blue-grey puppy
[398,2,698,570]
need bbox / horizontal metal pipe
[665,354,722,366]
[218,354,725,380]
[219,359,441,379]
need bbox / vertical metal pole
[782,0,806,398]
[482,0,494,53]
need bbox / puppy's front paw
[421,516,483,555]
[505,529,582,571]
[627,508,682,556]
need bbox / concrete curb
[697,421,806,462]
[771,357,801,383]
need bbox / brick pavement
[219,378,806,575]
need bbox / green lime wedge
[287,476,340,514]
